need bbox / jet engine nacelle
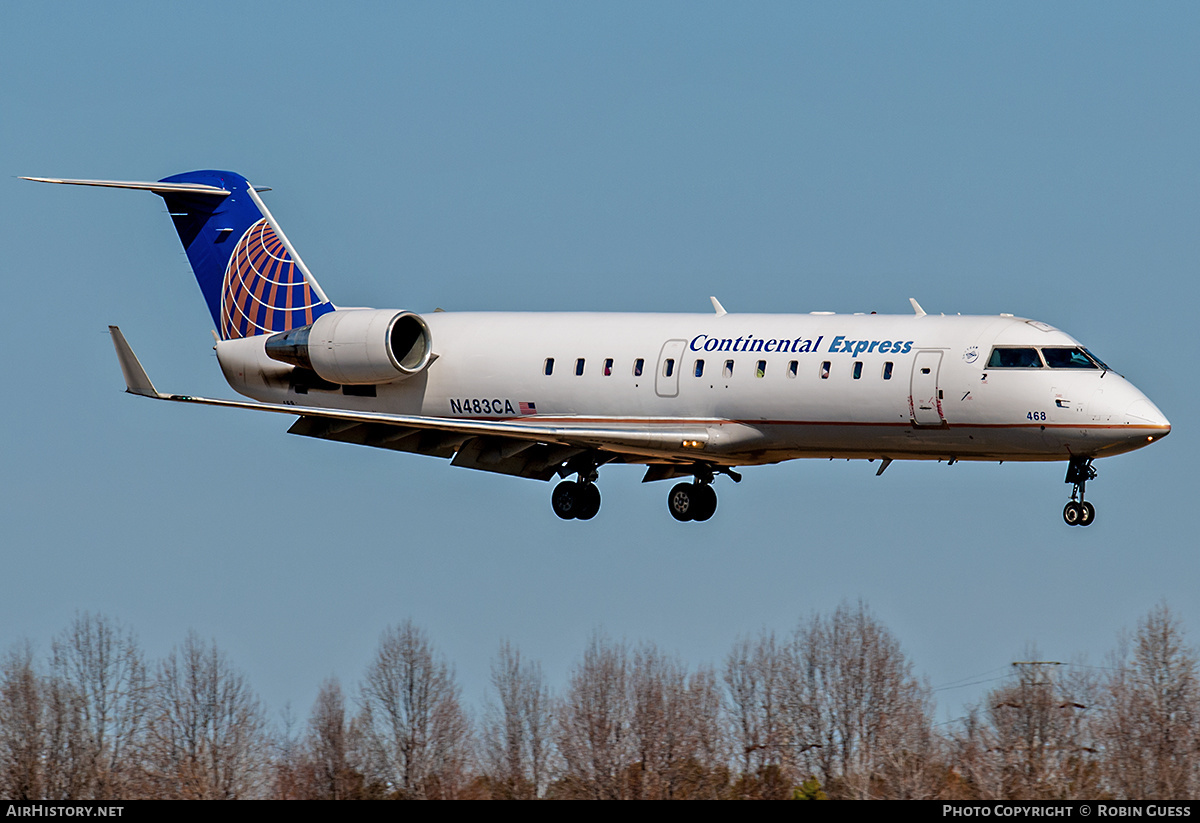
[264,309,433,385]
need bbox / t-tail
[22,171,334,339]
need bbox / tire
[691,484,718,522]
[1063,501,1081,526]
[575,483,601,520]
[1079,501,1095,526]
[668,483,694,521]
[552,481,579,520]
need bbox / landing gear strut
[1063,457,1097,527]
[551,458,602,521]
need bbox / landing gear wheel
[668,483,695,521]
[668,482,717,522]
[1079,501,1095,526]
[691,484,718,522]
[552,481,579,520]
[1063,501,1082,526]
[575,483,601,521]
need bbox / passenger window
[883,361,893,380]
[723,360,734,378]
[663,359,675,378]
[544,357,554,376]
[756,360,766,378]
[633,358,644,377]
[986,347,1043,368]
[603,358,613,376]
[575,358,585,376]
[820,361,830,379]
[694,359,704,378]
[853,361,863,380]
[788,361,797,378]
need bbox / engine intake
[265,309,433,385]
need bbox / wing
[109,326,718,480]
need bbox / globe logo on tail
[220,219,325,339]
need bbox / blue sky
[2,2,1196,724]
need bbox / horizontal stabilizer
[21,176,230,196]
[108,326,161,398]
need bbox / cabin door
[655,339,687,398]
[910,350,945,426]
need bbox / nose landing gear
[1063,457,1097,527]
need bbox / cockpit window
[1041,347,1099,369]
[1084,348,1112,372]
[987,347,1043,368]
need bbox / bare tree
[272,677,376,799]
[1098,604,1199,799]
[678,664,731,798]
[307,678,372,799]
[628,644,677,798]
[784,602,935,799]
[630,645,729,799]
[46,614,149,799]
[358,621,471,799]
[39,660,88,799]
[481,641,555,798]
[724,629,788,793]
[144,632,269,799]
[555,633,633,799]
[269,702,305,800]
[946,705,999,800]
[0,643,46,800]
[981,655,1099,800]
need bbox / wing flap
[450,437,566,480]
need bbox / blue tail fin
[157,170,334,339]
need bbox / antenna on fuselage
[909,298,927,317]
[710,296,727,316]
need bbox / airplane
[23,170,1171,526]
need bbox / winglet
[909,298,927,317]
[108,326,161,398]
[710,296,727,316]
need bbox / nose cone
[1127,397,1170,428]
[1126,394,1171,445]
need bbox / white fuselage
[216,310,1170,467]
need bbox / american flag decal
[519,402,537,415]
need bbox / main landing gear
[666,466,741,523]
[551,458,602,521]
[551,461,741,523]
[1062,456,1097,527]
[552,480,601,520]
